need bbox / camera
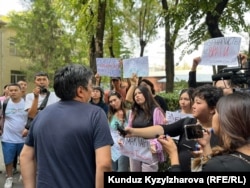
[184,124,203,141]
[39,86,48,94]
[211,58,250,90]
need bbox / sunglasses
[108,91,121,98]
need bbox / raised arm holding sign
[200,37,241,66]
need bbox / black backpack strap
[38,91,50,111]
[2,98,10,118]
[0,98,9,135]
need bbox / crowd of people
[0,54,249,187]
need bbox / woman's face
[134,88,145,105]
[192,96,212,121]
[91,89,101,100]
[179,92,192,113]
[109,95,122,110]
[212,109,219,135]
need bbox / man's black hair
[34,72,49,79]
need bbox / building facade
[0,18,26,93]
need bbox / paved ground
[0,144,23,188]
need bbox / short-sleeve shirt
[25,100,113,188]
[24,92,60,111]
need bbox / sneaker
[4,177,13,188]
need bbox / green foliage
[158,81,188,111]
[177,0,250,58]
[120,0,163,56]
[158,153,170,172]
[8,0,79,77]
[5,0,250,89]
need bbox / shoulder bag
[25,92,50,130]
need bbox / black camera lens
[40,87,47,94]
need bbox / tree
[180,0,250,73]
[121,0,163,57]
[9,0,75,79]
[162,0,250,92]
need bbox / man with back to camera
[22,72,60,137]
[20,64,113,188]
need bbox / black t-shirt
[203,151,250,171]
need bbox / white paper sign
[110,129,122,161]
[96,58,121,77]
[166,111,193,141]
[120,137,154,164]
[123,57,149,78]
[166,111,193,125]
[200,37,241,66]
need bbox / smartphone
[115,123,127,137]
[184,124,203,141]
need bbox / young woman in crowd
[108,91,130,171]
[177,88,195,114]
[126,75,168,112]
[138,79,168,112]
[89,86,108,116]
[127,85,166,172]
[169,87,195,142]
[124,84,223,171]
[159,91,250,171]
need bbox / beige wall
[0,20,27,91]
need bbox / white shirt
[25,91,60,111]
[2,98,27,143]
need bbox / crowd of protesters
[0,53,249,188]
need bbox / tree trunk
[205,0,228,73]
[162,0,174,92]
[95,0,106,61]
[89,36,96,73]
[140,39,146,57]
[89,0,106,74]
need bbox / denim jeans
[112,155,130,172]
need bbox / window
[9,37,19,56]
[11,70,25,83]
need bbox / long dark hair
[107,91,128,122]
[216,91,250,152]
[131,85,161,121]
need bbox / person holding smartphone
[158,91,250,172]
[124,84,223,171]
